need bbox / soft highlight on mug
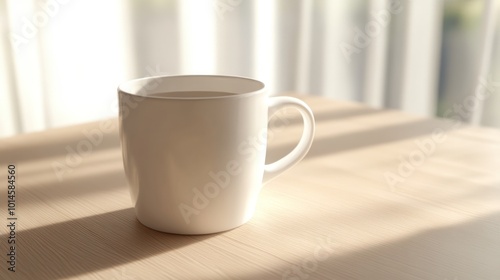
[118,75,315,234]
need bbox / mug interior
[118,75,265,99]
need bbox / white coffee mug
[118,75,315,234]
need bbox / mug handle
[263,96,316,183]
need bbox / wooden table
[0,96,499,280]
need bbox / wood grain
[0,96,499,280]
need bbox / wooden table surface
[0,96,499,280]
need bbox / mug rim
[118,75,267,100]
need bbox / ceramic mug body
[118,75,314,234]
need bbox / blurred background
[0,0,499,138]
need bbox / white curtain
[1,0,499,138]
